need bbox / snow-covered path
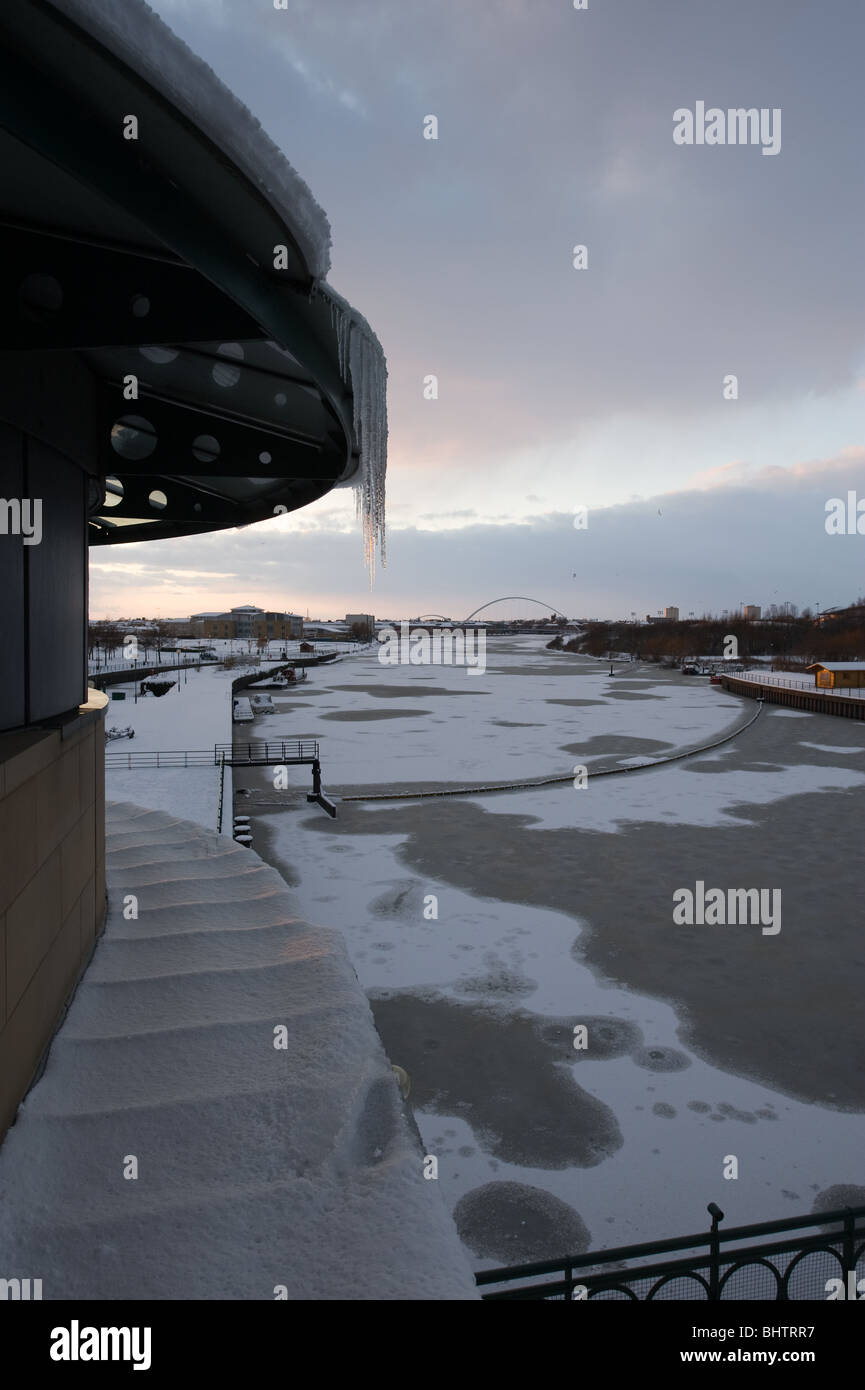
[0,804,478,1299]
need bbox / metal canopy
[0,0,378,545]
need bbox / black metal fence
[216,740,319,765]
[105,740,319,768]
[476,1203,865,1301]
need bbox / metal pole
[842,1207,855,1291]
[707,1203,724,1300]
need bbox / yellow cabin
[807,662,865,689]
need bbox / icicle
[326,289,387,582]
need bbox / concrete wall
[91,659,219,690]
[0,690,107,1141]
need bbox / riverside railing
[105,740,320,769]
[105,740,336,818]
[476,1203,865,1301]
[721,675,865,719]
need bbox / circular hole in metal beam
[102,475,124,508]
[258,451,272,465]
[148,489,168,512]
[131,294,150,318]
[140,345,178,364]
[192,434,220,463]
[274,392,287,407]
[18,273,63,322]
[212,342,244,388]
[111,415,157,461]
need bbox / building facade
[253,612,303,640]
[196,606,303,640]
[808,663,865,689]
[345,612,375,638]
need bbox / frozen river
[107,637,865,1270]
[246,637,865,1269]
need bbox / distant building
[346,612,375,638]
[253,611,303,641]
[304,621,349,640]
[743,605,761,620]
[189,611,224,635]
[815,605,859,625]
[664,607,679,621]
[227,604,262,638]
[807,662,865,690]
[193,605,302,640]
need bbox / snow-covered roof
[47,0,331,280]
[4,0,386,569]
[807,662,865,671]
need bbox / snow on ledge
[0,802,477,1300]
[46,0,332,280]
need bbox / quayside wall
[720,675,865,720]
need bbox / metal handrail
[106,740,320,768]
[477,1204,865,1300]
[216,751,226,833]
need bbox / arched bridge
[461,597,563,623]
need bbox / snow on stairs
[0,803,478,1300]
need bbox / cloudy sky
[91,0,865,620]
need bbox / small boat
[270,670,307,688]
[105,725,135,740]
[232,697,254,723]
